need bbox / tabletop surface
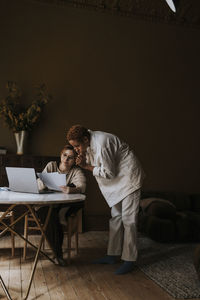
[0,190,86,205]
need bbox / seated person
[37,144,86,266]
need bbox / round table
[0,190,85,300]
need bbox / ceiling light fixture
[164,0,176,12]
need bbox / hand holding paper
[37,172,66,191]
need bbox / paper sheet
[37,172,66,191]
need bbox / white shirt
[86,130,145,207]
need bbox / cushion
[183,211,200,242]
[175,212,190,241]
[171,194,191,211]
[141,191,192,211]
[145,216,176,242]
[140,197,176,219]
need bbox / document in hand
[37,172,66,191]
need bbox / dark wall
[0,0,200,228]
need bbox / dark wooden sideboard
[0,154,59,187]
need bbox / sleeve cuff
[93,167,99,177]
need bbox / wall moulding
[29,0,200,27]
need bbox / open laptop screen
[6,167,43,193]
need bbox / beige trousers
[107,189,141,261]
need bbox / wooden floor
[0,231,198,300]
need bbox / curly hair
[66,124,90,142]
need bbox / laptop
[5,167,54,194]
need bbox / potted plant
[0,81,51,154]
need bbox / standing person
[67,125,145,275]
[37,144,86,266]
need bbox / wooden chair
[64,210,81,264]
[23,213,45,259]
[23,209,82,263]
[0,211,15,257]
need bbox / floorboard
[0,231,198,300]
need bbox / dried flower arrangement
[0,81,51,133]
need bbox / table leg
[0,204,55,260]
[0,205,16,221]
[0,275,12,300]
[0,204,57,300]
[24,205,54,300]
[24,233,45,300]
[0,209,29,237]
[27,205,57,257]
